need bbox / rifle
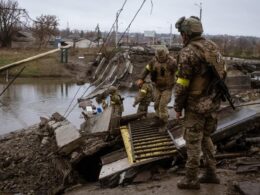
[208,64,236,110]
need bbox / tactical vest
[150,57,176,90]
[187,39,226,96]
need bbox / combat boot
[177,176,200,190]
[158,122,168,133]
[177,170,200,190]
[199,169,220,184]
[150,116,163,127]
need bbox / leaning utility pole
[169,23,172,47]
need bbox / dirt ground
[0,115,259,195]
[64,168,258,195]
[0,125,64,194]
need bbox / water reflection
[0,78,91,135]
[0,78,174,135]
[0,78,139,135]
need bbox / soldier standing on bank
[174,16,226,189]
[133,79,153,117]
[136,48,177,132]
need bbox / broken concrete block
[48,120,56,127]
[51,112,65,122]
[52,122,62,130]
[234,181,260,195]
[39,116,49,128]
[55,122,82,154]
[41,137,50,147]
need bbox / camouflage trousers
[137,102,150,116]
[183,110,218,178]
[110,105,123,135]
[154,88,172,123]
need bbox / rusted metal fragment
[101,149,127,165]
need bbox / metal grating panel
[120,119,177,163]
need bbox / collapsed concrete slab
[97,107,260,187]
[80,106,113,135]
[54,121,82,155]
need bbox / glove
[135,79,144,87]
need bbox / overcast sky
[16,0,260,37]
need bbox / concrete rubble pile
[1,100,260,194]
[54,101,260,194]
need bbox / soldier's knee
[184,127,202,144]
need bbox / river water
[0,78,146,135]
[0,78,178,135]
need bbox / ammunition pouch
[151,70,157,82]
[189,94,220,114]
[160,67,166,76]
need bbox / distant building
[144,31,157,45]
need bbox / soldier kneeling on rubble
[133,78,153,118]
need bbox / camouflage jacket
[110,92,124,112]
[174,36,225,113]
[140,56,177,90]
[133,82,153,106]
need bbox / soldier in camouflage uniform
[136,48,177,132]
[133,80,153,117]
[96,86,124,136]
[174,16,226,189]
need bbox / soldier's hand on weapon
[135,79,144,87]
[176,111,182,120]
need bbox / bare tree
[0,0,26,47]
[32,14,59,48]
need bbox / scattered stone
[52,112,65,122]
[41,137,50,146]
[39,116,49,128]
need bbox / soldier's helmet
[155,48,169,63]
[175,16,203,36]
[108,86,117,94]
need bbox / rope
[63,85,82,117]
[114,0,147,51]
[63,0,148,119]
[64,79,106,119]
[96,0,128,54]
